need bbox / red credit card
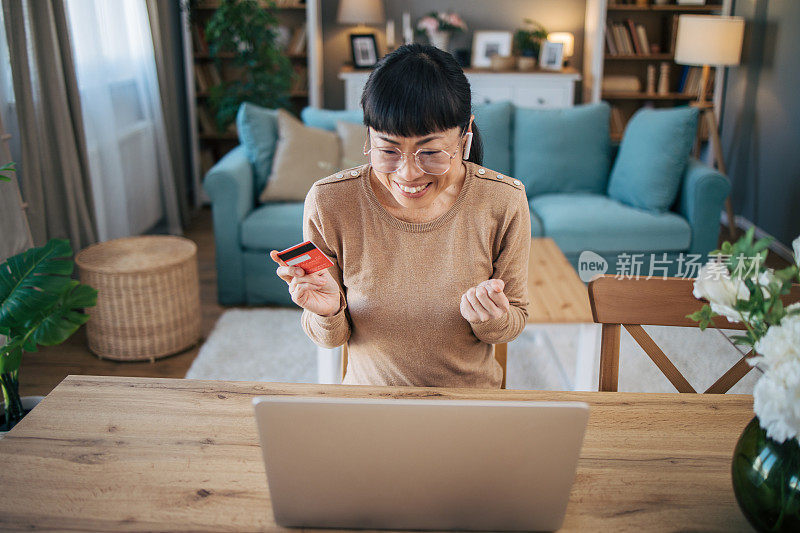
[275,240,334,274]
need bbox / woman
[270,43,530,388]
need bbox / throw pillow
[259,108,341,202]
[236,102,278,193]
[301,107,364,131]
[513,102,612,198]
[337,120,368,169]
[607,106,699,212]
[472,101,512,176]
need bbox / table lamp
[674,14,744,237]
[547,32,574,66]
[338,0,385,65]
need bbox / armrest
[676,158,731,255]
[202,145,255,304]
[202,145,255,221]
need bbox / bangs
[361,49,467,137]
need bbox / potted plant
[1,237,97,436]
[415,11,468,52]
[200,0,294,131]
[688,227,800,532]
[513,18,548,70]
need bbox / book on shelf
[191,24,208,55]
[626,19,644,55]
[197,107,217,135]
[204,63,223,86]
[291,64,308,93]
[610,107,625,139]
[288,23,307,56]
[605,22,618,55]
[194,64,209,93]
[635,25,650,55]
[200,149,216,176]
[669,15,680,55]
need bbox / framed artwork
[539,41,564,71]
[350,33,378,69]
[471,31,513,68]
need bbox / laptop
[252,396,589,532]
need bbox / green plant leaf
[23,281,97,348]
[686,304,716,331]
[0,162,14,182]
[0,345,22,374]
[0,239,75,330]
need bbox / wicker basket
[76,235,201,361]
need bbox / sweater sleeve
[470,188,531,344]
[299,185,352,348]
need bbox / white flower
[417,16,439,34]
[794,235,800,266]
[752,304,800,370]
[753,362,800,443]
[692,262,750,322]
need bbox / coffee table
[318,238,597,389]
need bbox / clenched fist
[270,250,341,317]
[460,279,509,323]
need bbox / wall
[720,0,800,247]
[320,0,586,109]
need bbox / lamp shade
[674,15,745,66]
[337,0,385,26]
[547,32,574,58]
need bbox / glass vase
[731,416,800,532]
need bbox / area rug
[185,308,758,393]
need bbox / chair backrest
[588,275,800,393]
[342,342,508,389]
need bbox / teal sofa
[204,102,730,306]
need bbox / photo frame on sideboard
[539,41,564,71]
[471,31,513,68]
[350,33,378,69]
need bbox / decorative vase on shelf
[428,30,451,52]
[731,417,800,532]
[517,56,536,71]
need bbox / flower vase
[731,417,800,532]
[428,30,451,52]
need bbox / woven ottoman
[76,235,201,361]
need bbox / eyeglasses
[362,127,467,175]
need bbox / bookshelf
[183,0,323,202]
[583,0,731,141]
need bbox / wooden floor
[19,207,792,398]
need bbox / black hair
[360,43,483,166]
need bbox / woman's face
[367,124,468,210]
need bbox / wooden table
[0,375,753,531]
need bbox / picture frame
[350,33,378,69]
[539,41,564,71]
[471,31,513,68]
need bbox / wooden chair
[588,275,800,393]
[342,342,508,389]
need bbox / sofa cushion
[259,109,341,202]
[337,120,369,169]
[236,102,278,193]
[514,103,611,198]
[301,107,363,130]
[607,106,698,212]
[241,201,305,250]
[530,193,691,254]
[472,100,512,176]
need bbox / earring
[462,132,473,160]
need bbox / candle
[402,12,412,45]
[387,20,395,49]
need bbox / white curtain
[65,0,181,240]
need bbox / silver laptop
[252,396,589,531]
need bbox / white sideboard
[339,67,582,111]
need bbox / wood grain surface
[0,375,754,532]
[528,238,593,323]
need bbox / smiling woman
[270,43,531,388]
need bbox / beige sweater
[301,161,531,388]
